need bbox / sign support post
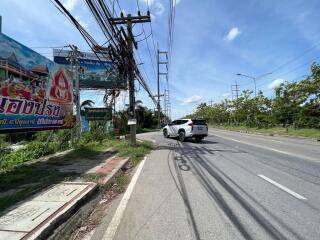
[68,45,82,138]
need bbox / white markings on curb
[213,134,317,161]
[102,156,147,240]
[137,138,156,143]
[258,174,307,200]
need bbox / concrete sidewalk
[0,154,129,240]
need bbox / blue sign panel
[53,49,126,89]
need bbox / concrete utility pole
[0,16,2,33]
[68,45,83,138]
[110,12,151,145]
[157,48,168,127]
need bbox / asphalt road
[93,129,320,240]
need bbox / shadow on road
[172,142,305,240]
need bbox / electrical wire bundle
[51,0,157,106]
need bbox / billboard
[0,33,74,133]
[53,49,126,89]
[84,108,112,121]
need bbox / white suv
[163,119,208,142]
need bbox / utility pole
[68,45,83,139]
[157,49,160,127]
[110,12,151,145]
[231,81,240,100]
[164,88,171,121]
[0,16,2,33]
[157,48,168,127]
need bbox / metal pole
[157,48,160,128]
[0,16,2,33]
[75,65,81,137]
[253,78,257,97]
[127,15,136,145]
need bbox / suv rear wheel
[163,129,169,138]
[178,131,185,142]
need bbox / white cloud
[141,0,181,7]
[75,15,89,30]
[150,13,156,20]
[140,0,155,7]
[61,0,78,11]
[180,95,202,105]
[222,93,230,98]
[268,78,284,89]
[140,0,165,16]
[174,0,181,6]
[154,2,165,16]
[224,27,241,41]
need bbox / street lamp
[236,72,272,97]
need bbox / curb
[47,157,130,240]
[0,155,130,240]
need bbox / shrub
[0,141,53,170]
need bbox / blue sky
[1,0,320,119]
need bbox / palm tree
[125,100,145,128]
[80,100,95,116]
[125,100,143,111]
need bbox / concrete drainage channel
[49,158,135,240]
[0,155,133,240]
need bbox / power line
[269,40,320,74]
[145,0,157,59]
[135,0,157,82]
[30,46,66,49]
[257,56,320,88]
[238,40,320,90]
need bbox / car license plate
[198,127,203,130]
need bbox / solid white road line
[102,156,147,240]
[212,133,317,162]
[258,174,307,200]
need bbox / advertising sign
[0,33,74,133]
[84,108,112,121]
[53,49,126,89]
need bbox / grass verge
[0,138,153,213]
[136,128,159,134]
[212,124,320,139]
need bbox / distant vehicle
[162,119,208,142]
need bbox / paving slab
[0,182,96,240]
[94,157,129,185]
[0,152,129,240]
[33,183,89,202]
[0,231,26,240]
[0,201,64,232]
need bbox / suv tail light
[205,122,208,129]
[188,122,194,130]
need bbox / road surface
[92,129,320,240]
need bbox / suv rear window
[179,120,189,124]
[192,120,206,125]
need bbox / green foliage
[115,101,160,133]
[104,171,129,193]
[0,141,55,169]
[75,124,109,147]
[190,63,320,132]
[80,99,95,116]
